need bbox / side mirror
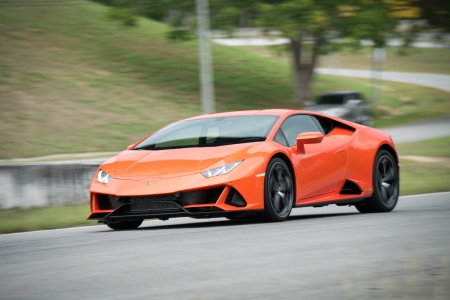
[296,132,324,153]
[126,144,135,150]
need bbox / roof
[186,109,299,120]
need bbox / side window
[280,115,322,147]
[312,116,333,135]
[273,130,288,146]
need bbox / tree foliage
[98,0,448,107]
[219,0,397,105]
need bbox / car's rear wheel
[355,150,399,213]
[260,158,294,222]
[106,219,143,230]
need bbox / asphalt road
[1,192,449,300]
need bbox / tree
[102,0,398,107]
[417,0,450,31]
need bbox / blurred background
[1,3,450,299]
[0,0,449,230]
[0,0,449,159]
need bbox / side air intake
[340,180,362,195]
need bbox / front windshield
[134,115,279,150]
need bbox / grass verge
[397,136,450,195]
[0,204,94,234]
[1,137,448,234]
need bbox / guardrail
[0,163,99,209]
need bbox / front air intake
[225,188,247,207]
[97,194,113,210]
[340,180,362,195]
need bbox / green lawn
[397,136,450,195]
[0,0,449,160]
[0,205,94,234]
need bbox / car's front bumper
[87,171,265,221]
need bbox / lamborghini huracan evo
[87,109,399,230]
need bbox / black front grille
[98,187,226,217]
[126,194,178,203]
[129,201,182,212]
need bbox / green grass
[397,136,450,195]
[0,204,94,234]
[0,0,449,160]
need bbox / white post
[371,47,385,104]
[195,0,215,114]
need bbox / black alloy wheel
[356,150,399,213]
[106,219,144,230]
[261,158,294,222]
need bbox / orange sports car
[87,109,399,230]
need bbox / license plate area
[129,201,180,212]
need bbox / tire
[355,150,399,213]
[106,219,143,230]
[260,158,294,222]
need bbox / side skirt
[295,197,370,208]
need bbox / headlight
[201,160,244,178]
[96,169,113,184]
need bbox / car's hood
[111,144,253,179]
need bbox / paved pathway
[383,115,450,144]
[315,68,450,93]
[213,38,450,49]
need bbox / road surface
[1,192,449,300]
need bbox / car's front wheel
[260,158,294,222]
[106,219,144,230]
[355,150,399,213]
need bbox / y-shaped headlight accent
[201,160,244,178]
[97,169,113,184]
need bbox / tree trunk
[290,37,321,108]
